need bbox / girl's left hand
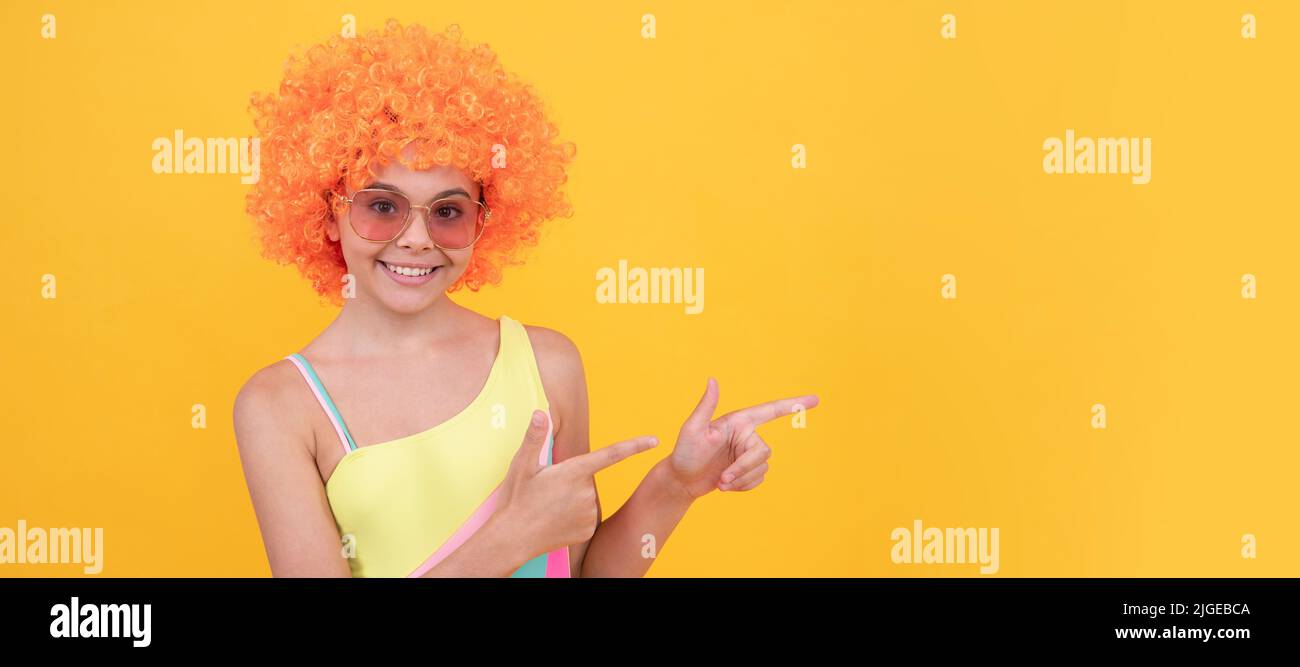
[665,378,819,499]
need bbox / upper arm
[233,362,351,577]
[524,325,590,465]
[524,325,593,577]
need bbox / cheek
[442,249,475,279]
[338,234,381,272]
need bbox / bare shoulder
[234,359,302,419]
[522,324,585,382]
[521,324,588,431]
[232,359,315,456]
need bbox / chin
[375,282,447,313]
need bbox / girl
[234,20,818,577]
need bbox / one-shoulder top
[284,315,570,578]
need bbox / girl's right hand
[492,409,659,560]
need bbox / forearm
[580,459,696,577]
[416,514,529,578]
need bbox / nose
[395,206,436,251]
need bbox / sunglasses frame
[335,187,492,249]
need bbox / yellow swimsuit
[285,315,570,578]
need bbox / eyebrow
[363,181,475,201]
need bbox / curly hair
[246,19,576,305]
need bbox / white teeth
[382,262,434,277]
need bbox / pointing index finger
[728,394,820,427]
[562,436,660,475]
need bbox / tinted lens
[426,196,485,249]
[350,190,411,241]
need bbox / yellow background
[2,1,1296,576]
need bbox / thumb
[507,409,552,479]
[684,377,719,431]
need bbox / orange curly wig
[246,19,576,305]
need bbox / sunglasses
[336,187,491,249]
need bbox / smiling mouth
[379,260,439,277]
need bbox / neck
[327,290,464,358]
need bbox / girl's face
[327,158,482,314]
